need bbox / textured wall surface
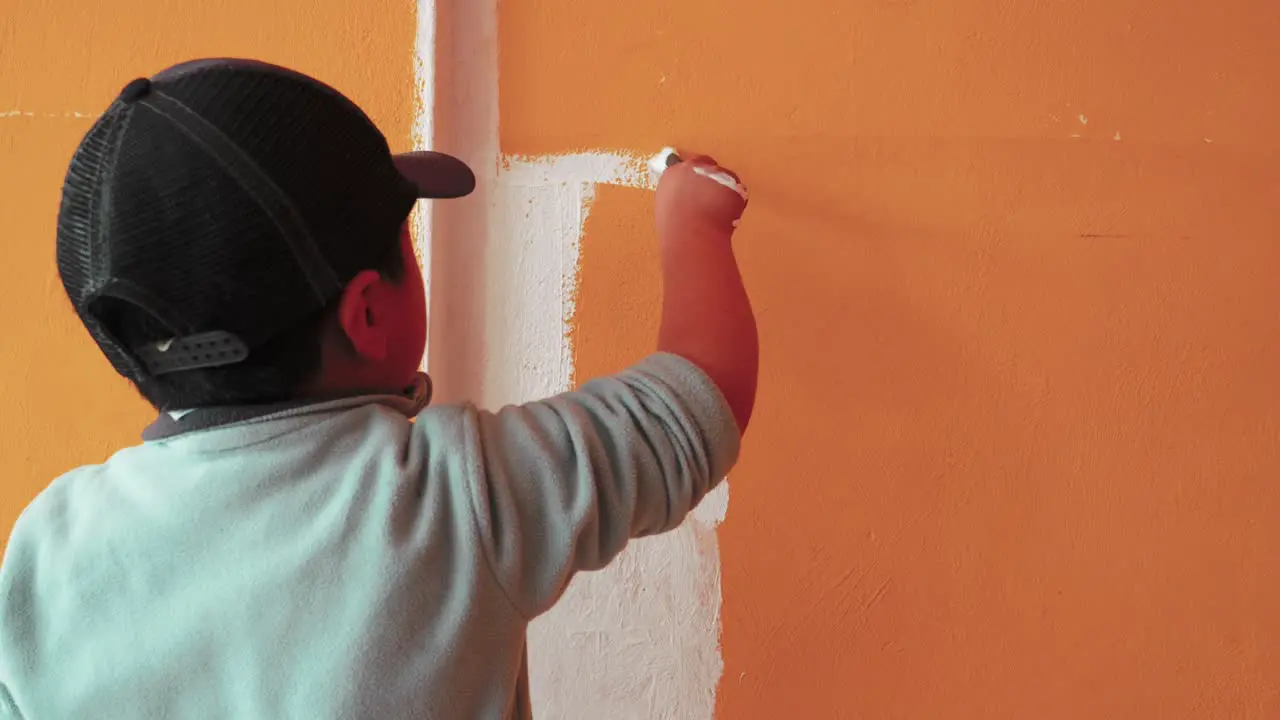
[0,0,418,543]
[7,1,1280,717]
[499,0,1280,717]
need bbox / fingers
[679,152,718,168]
[667,149,748,203]
[678,151,743,185]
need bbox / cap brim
[394,151,476,199]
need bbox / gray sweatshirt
[0,353,739,719]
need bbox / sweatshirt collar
[141,373,433,442]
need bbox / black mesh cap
[56,58,475,381]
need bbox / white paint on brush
[422,0,729,717]
[647,146,680,184]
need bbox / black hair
[108,238,406,411]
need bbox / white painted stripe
[416,1,728,716]
[500,152,652,189]
[422,0,499,407]
[411,0,436,369]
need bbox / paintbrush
[647,147,748,226]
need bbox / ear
[336,269,389,361]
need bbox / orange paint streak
[0,0,417,542]
[571,186,661,382]
[504,0,1280,716]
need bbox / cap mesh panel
[55,63,421,382]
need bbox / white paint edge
[420,1,729,716]
[501,152,652,189]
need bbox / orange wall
[0,0,417,544]
[501,1,1280,717]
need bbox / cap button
[119,78,151,103]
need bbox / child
[0,58,756,719]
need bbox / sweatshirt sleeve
[0,685,19,719]
[460,352,740,619]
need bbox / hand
[654,153,748,241]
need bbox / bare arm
[456,152,755,616]
[654,155,759,433]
